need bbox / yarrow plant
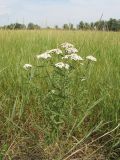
[23,43,97,87]
[23,43,97,86]
[23,42,97,140]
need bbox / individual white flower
[48,49,62,55]
[23,64,32,70]
[36,52,51,59]
[55,62,69,69]
[62,54,83,61]
[65,47,78,54]
[86,55,97,62]
[61,42,74,49]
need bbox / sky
[0,0,120,27]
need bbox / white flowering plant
[23,42,97,140]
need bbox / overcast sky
[0,0,120,27]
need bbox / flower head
[37,52,51,59]
[65,47,78,54]
[62,54,83,61]
[48,49,62,55]
[70,54,83,61]
[86,55,97,62]
[23,64,32,70]
[55,62,69,70]
[61,42,74,49]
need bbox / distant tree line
[1,22,41,30]
[0,18,120,31]
[63,18,120,31]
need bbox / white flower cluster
[61,42,74,49]
[36,48,62,60]
[61,42,78,54]
[62,53,83,61]
[23,42,97,71]
[48,49,62,55]
[55,62,69,70]
[65,47,78,54]
[37,52,51,59]
[23,64,32,70]
[86,55,97,62]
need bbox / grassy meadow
[0,30,120,160]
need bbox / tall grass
[0,30,120,159]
